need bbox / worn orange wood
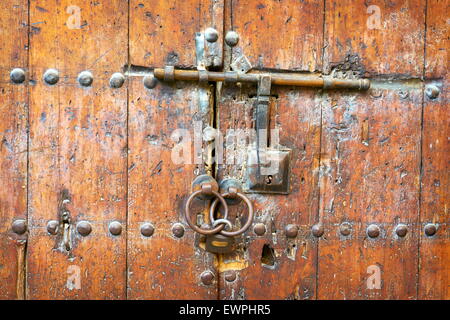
[0,0,29,300]
[26,0,128,299]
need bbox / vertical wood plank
[27,0,128,299]
[0,0,29,300]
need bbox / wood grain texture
[0,0,29,300]
[27,0,128,299]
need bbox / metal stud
[367,224,380,238]
[76,221,92,236]
[109,221,122,236]
[395,224,408,238]
[253,223,266,236]
[140,223,154,237]
[43,69,59,85]
[225,31,239,47]
[143,74,157,89]
[77,71,93,87]
[204,28,219,43]
[424,223,437,237]
[425,85,440,99]
[46,220,59,235]
[200,270,214,285]
[339,222,352,236]
[12,219,27,235]
[311,224,324,237]
[109,72,125,88]
[285,224,298,238]
[172,223,185,238]
[224,271,237,282]
[10,68,26,84]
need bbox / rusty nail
[12,219,27,235]
[311,224,324,237]
[10,68,26,84]
[200,270,214,285]
[172,223,185,238]
[109,72,125,88]
[76,221,92,236]
[367,224,380,238]
[46,220,59,235]
[43,69,59,85]
[225,31,239,47]
[425,85,440,99]
[424,223,437,237]
[339,222,352,236]
[109,221,122,236]
[143,74,157,89]
[395,224,408,237]
[224,271,237,282]
[253,223,266,236]
[140,223,155,237]
[77,71,93,87]
[204,28,219,43]
[285,224,299,238]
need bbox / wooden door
[0,0,448,300]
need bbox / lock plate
[205,234,235,253]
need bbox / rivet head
[224,271,237,282]
[311,224,324,237]
[202,126,217,142]
[109,72,125,88]
[339,222,352,236]
[76,221,92,236]
[12,219,27,235]
[225,31,239,47]
[43,69,59,85]
[77,71,93,87]
[200,270,214,285]
[367,224,380,238]
[172,223,185,238]
[46,220,59,235]
[143,74,157,89]
[204,27,219,43]
[253,223,266,236]
[140,223,155,237]
[425,85,440,99]
[285,224,299,238]
[395,224,408,237]
[109,221,122,236]
[10,68,26,84]
[424,223,437,236]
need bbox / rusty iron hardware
[61,211,71,251]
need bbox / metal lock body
[205,234,235,254]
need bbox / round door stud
[143,74,157,89]
[253,223,266,236]
[285,224,299,238]
[10,68,26,84]
[76,221,92,236]
[43,69,59,85]
[367,224,380,238]
[224,271,237,282]
[77,71,93,87]
[47,220,59,235]
[311,224,324,238]
[425,85,440,99]
[225,31,239,47]
[339,222,352,236]
[12,219,27,235]
[172,223,185,238]
[109,221,122,236]
[200,270,214,285]
[395,224,408,238]
[424,223,437,237]
[109,72,125,88]
[204,28,219,43]
[140,223,155,237]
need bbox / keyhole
[265,175,273,185]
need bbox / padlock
[205,233,235,253]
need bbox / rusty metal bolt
[311,224,324,238]
[109,221,122,236]
[395,224,408,238]
[10,68,26,84]
[367,224,380,238]
[202,126,217,142]
[77,71,93,87]
[76,221,92,236]
[224,271,237,282]
[172,223,185,238]
[424,223,437,237]
[140,223,154,237]
[200,270,214,285]
[253,223,266,236]
[339,222,352,236]
[43,69,59,85]
[143,74,157,89]
[46,220,59,235]
[225,31,239,47]
[12,219,27,235]
[425,85,440,99]
[204,28,219,43]
[285,224,299,238]
[109,72,125,88]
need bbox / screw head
[10,68,26,84]
[225,31,239,47]
[311,224,324,237]
[424,223,437,236]
[339,222,352,236]
[224,271,237,282]
[425,85,440,99]
[109,221,122,236]
[76,221,92,236]
[395,224,408,237]
[204,28,219,43]
[140,223,155,237]
[77,71,93,87]
[43,69,59,85]
[172,223,185,238]
[109,72,125,88]
[253,223,266,236]
[285,224,299,238]
[46,220,59,235]
[12,219,27,235]
[367,224,380,238]
[143,74,157,89]
[200,270,214,285]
